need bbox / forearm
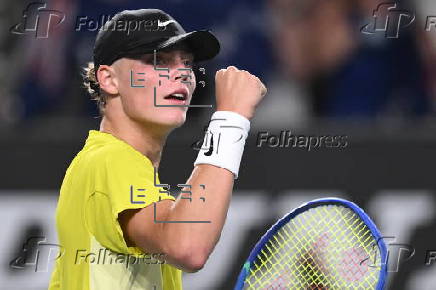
[162,164,234,263]
[160,110,254,266]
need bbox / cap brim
[125,30,220,62]
[158,30,220,62]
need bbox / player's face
[113,48,196,130]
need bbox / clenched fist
[215,66,267,120]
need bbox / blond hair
[82,62,107,114]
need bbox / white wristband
[194,111,250,179]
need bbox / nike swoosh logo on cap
[157,19,176,28]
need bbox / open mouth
[164,93,186,101]
[164,89,188,101]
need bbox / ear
[96,65,119,95]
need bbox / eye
[183,59,194,68]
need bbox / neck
[99,115,169,169]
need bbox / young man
[49,8,266,290]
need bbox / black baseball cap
[93,9,220,70]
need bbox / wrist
[215,108,253,120]
[193,111,250,179]
[212,111,251,132]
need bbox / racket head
[234,197,388,290]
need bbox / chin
[155,110,187,129]
[168,114,187,128]
[132,108,187,130]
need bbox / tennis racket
[234,198,388,289]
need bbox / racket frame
[234,197,388,290]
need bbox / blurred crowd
[2,0,436,129]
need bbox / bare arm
[120,164,233,272]
[119,66,266,272]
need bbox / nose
[171,67,193,84]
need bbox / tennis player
[48,8,266,290]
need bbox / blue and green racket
[234,198,387,289]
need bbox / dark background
[2,0,436,289]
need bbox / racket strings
[244,205,382,290]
